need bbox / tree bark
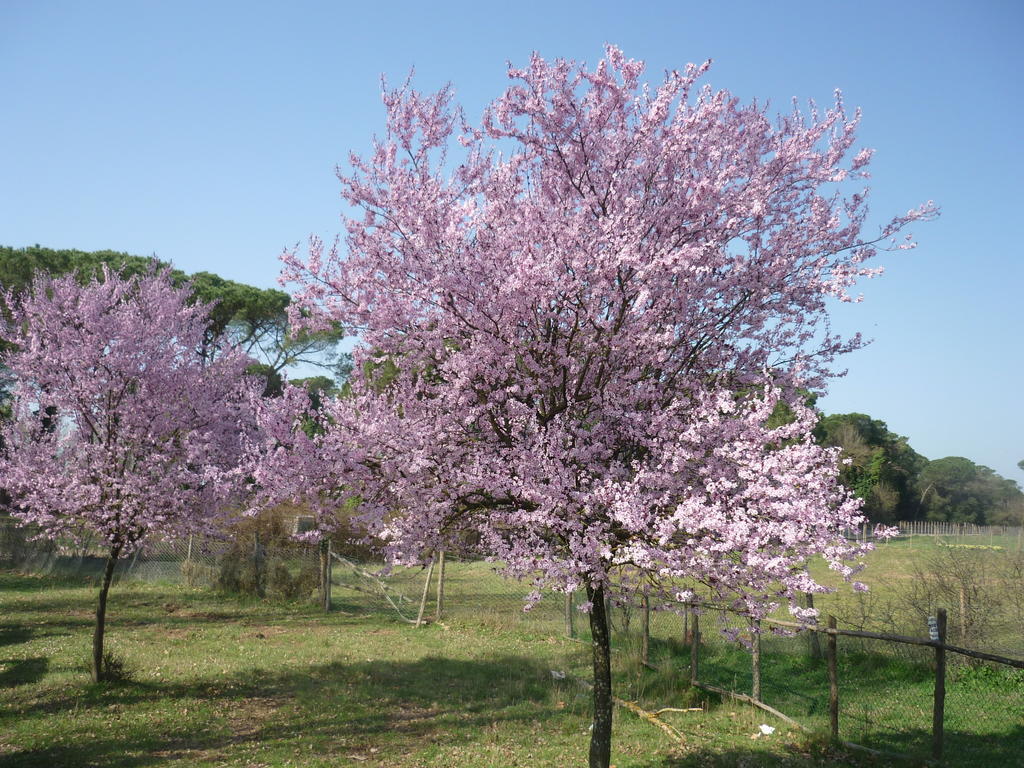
[587,582,613,768]
[92,544,121,683]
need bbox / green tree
[813,413,927,523]
[0,246,343,396]
[917,456,1024,524]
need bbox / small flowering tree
[280,47,934,766]
[0,267,258,682]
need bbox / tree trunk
[587,582,613,768]
[92,544,121,683]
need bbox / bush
[267,560,319,600]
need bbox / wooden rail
[697,605,1024,669]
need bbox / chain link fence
[0,516,323,600]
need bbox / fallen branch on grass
[691,681,914,763]
[565,674,689,745]
[652,707,704,715]
[690,681,809,732]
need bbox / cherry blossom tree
[0,267,259,682]
[279,47,934,766]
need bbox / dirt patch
[181,610,237,620]
[224,696,283,742]
[245,625,289,640]
[157,627,192,639]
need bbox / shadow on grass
[629,725,1024,768]
[0,626,35,648]
[640,747,876,767]
[0,570,376,630]
[1,654,565,767]
[0,656,48,688]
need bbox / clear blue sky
[2,1,1021,483]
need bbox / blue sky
[2,1,1021,483]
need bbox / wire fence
[0,517,324,600]
[675,603,1024,766]
[3,515,1022,766]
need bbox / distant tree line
[814,412,1023,526]
[1,246,1019,528]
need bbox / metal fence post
[690,602,700,686]
[933,608,947,761]
[641,587,650,666]
[565,590,575,638]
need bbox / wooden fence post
[641,587,650,667]
[435,550,446,620]
[689,602,700,686]
[751,618,762,702]
[805,593,822,659]
[253,531,266,598]
[319,537,332,612]
[565,590,575,638]
[933,608,947,761]
[184,534,195,587]
[827,615,839,741]
[958,587,967,644]
[415,554,435,628]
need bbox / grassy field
[1,537,1021,768]
[1,571,885,768]
[804,534,1024,653]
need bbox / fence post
[827,615,838,741]
[805,593,822,659]
[689,602,700,686]
[319,537,332,612]
[958,587,967,644]
[415,553,436,628]
[641,587,650,667]
[435,550,446,620]
[933,608,947,761]
[253,531,266,598]
[565,590,575,638]
[751,618,761,702]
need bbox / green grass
[0,571,884,768]
[4,538,1021,768]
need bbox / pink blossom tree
[0,267,259,682]
[279,47,934,766]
